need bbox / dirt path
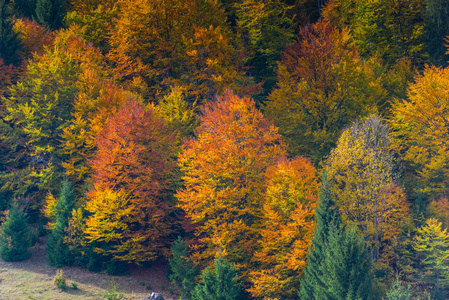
[0,243,179,300]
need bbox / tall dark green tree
[0,0,22,65]
[0,202,31,261]
[425,0,449,67]
[299,174,375,299]
[192,256,243,300]
[35,0,66,30]
[13,0,36,19]
[47,179,76,266]
[168,237,199,300]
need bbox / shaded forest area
[1,0,449,299]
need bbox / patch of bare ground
[0,243,180,300]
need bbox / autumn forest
[1,0,449,299]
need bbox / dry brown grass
[0,243,179,300]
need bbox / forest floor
[0,242,179,300]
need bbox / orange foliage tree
[13,18,54,60]
[106,0,252,102]
[248,156,319,299]
[177,91,318,293]
[85,99,177,262]
[61,69,135,189]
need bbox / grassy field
[0,243,179,300]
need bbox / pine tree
[192,256,243,300]
[47,179,76,266]
[0,1,22,65]
[35,0,66,30]
[0,202,31,261]
[425,0,449,66]
[13,0,36,19]
[299,173,341,298]
[299,174,375,299]
[168,237,199,299]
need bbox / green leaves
[414,218,449,293]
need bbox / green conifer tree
[192,256,243,300]
[0,202,31,261]
[425,0,449,67]
[47,179,76,266]
[35,0,65,30]
[168,237,199,299]
[0,0,22,65]
[299,174,375,299]
[13,0,36,19]
[383,279,412,300]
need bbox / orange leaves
[85,99,177,262]
[177,91,286,270]
[249,157,318,299]
[177,91,319,297]
[13,19,54,60]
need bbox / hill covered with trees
[1,0,449,298]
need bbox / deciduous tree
[248,156,319,299]
[326,115,410,264]
[86,99,177,262]
[0,27,107,201]
[13,18,54,60]
[84,188,142,262]
[154,87,198,142]
[176,90,286,281]
[390,66,449,199]
[265,21,383,162]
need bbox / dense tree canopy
[266,21,383,162]
[390,66,449,199]
[0,0,448,297]
[326,115,411,266]
[177,91,286,278]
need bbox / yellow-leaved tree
[390,66,449,200]
[248,156,319,299]
[326,115,410,270]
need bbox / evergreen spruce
[383,279,412,300]
[168,237,199,299]
[192,256,243,300]
[0,0,22,65]
[13,0,36,19]
[47,179,76,266]
[425,0,449,67]
[299,174,375,300]
[35,0,65,30]
[0,202,31,261]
